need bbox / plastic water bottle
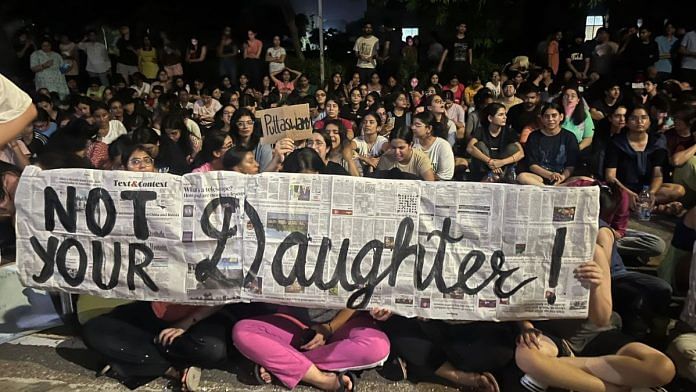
[483,171,498,183]
[504,165,517,184]
[637,186,652,221]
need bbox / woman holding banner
[81,144,233,391]
[229,108,295,173]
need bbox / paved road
[0,332,456,392]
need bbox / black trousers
[82,301,233,386]
[383,316,515,380]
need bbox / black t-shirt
[322,161,349,176]
[117,37,138,66]
[389,111,411,133]
[449,36,472,64]
[507,104,541,134]
[472,125,519,159]
[524,129,579,173]
[590,98,619,119]
[605,132,668,192]
[386,30,403,59]
[340,105,365,129]
[565,42,589,72]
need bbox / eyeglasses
[629,115,649,121]
[236,120,254,127]
[129,157,154,166]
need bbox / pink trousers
[233,312,390,388]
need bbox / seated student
[588,105,627,180]
[517,102,579,186]
[667,106,696,207]
[411,111,455,180]
[230,108,294,172]
[376,125,436,181]
[307,129,349,175]
[352,112,388,176]
[506,82,542,144]
[222,146,261,174]
[605,105,685,212]
[82,144,233,391]
[658,205,696,294]
[321,119,361,177]
[564,180,671,338]
[191,130,234,173]
[313,99,354,140]
[192,88,222,128]
[232,149,390,392]
[589,80,623,121]
[515,186,675,392]
[466,102,524,182]
[559,84,594,151]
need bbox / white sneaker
[520,374,547,392]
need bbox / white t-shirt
[414,137,455,180]
[445,119,458,146]
[131,82,152,98]
[682,31,696,70]
[193,99,222,125]
[77,42,111,74]
[267,47,287,74]
[102,120,128,145]
[354,135,388,157]
[354,36,379,69]
[0,73,32,124]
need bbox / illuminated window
[585,15,604,39]
[402,27,419,42]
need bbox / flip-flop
[377,355,407,381]
[253,363,272,385]
[334,371,358,392]
[479,372,499,392]
[181,366,201,392]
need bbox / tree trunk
[279,0,305,62]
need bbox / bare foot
[451,370,499,392]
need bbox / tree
[278,0,306,61]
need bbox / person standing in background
[354,23,380,84]
[78,30,111,87]
[217,26,238,81]
[654,22,678,80]
[242,30,263,88]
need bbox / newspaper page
[181,171,247,302]
[240,172,334,307]
[15,166,184,302]
[414,183,599,320]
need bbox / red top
[151,302,200,322]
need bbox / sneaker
[520,374,547,392]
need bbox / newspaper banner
[255,104,312,144]
[15,166,600,320]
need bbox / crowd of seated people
[3,17,696,392]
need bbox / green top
[562,109,595,143]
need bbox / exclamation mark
[546,227,567,305]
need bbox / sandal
[377,355,407,381]
[181,366,201,392]
[334,371,357,392]
[253,363,272,385]
[460,372,499,392]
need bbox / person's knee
[354,331,391,365]
[231,319,258,351]
[617,343,676,385]
[515,346,545,376]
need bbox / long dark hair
[222,146,252,171]
[230,108,260,148]
[322,118,350,151]
[281,147,326,173]
[558,85,587,125]
[160,114,194,156]
[389,124,415,144]
[195,129,229,167]
[480,102,506,128]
